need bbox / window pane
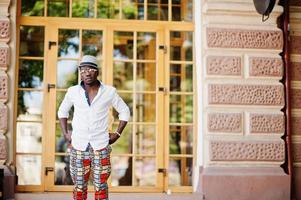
[58,29,80,58]
[21,0,44,16]
[169,157,192,186]
[20,26,45,57]
[170,64,193,92]
[82,30,103,58]
[97,0,120,19]
[17,91,43,121]
[72,0,95,18]
[55,122,72,153]
[55,155,73,185]
[113,93,133,122]
[136,63,156,91]
[111,125,132,154]
[122,0,139,19]
[57,60,79,89]
[56,91,74,120]
[19,60,44,89]
[134,157,156,186]
[160,5,168,21]
[16,122,42,153]
[16,155,41,185]
[169,125,193,155]
[147,5,158,20]
[135,125,156,154]
[170,31,193,61]
[114,32,134,60]
[169,95,193,123]
[147,0,168,20]
[172,6,181,21]
[136,94,156,122]
[111,156,132,186]
[48,0,69,17]
[137,32,156,60]
[172,0,192,22]
[113,62,133,90]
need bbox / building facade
[0,0,300,199]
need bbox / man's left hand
[109,132,120,144]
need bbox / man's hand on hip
[109,132,120,145]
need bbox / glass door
[43,24,166,192]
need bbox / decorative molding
[250,114,284,134]
[0,0,11,17]
[208,84,284,106]
[0,46,9,70]
[0,73,7,101]
[249,57,283,77]
[0,136,6,160]
[207,56,241,76]
[210,141,285,161]
[0,102,7,133]
[0,19,9,41]
[208,113,242,133]
[207,28,283,49]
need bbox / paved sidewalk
[16,192,201,200]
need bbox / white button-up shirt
[57,82,130,151]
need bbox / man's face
[79,66,99,85]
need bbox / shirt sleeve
[112,89,130,121]
[57,88,73,118]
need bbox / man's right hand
[64,130,72,143]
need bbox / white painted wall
[193,0,203,192]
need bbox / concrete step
[16,192,201,200]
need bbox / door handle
[45,167,54,176]
[48,41,57,49]
[47,84,56,92]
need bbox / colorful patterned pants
[69,144,112,200]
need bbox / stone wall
[199,0,290,199]
[289,1,301,199]
[0,0,10,165]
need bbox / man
[58,55,130,200]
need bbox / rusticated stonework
[293,143,301,162]
[208,84,284,106]
[0,74,7,101]
[290,36,301,54]
[0,47,9,69]
[207,56,241,76]
[0,137,6,160]
[0,103,7,132]
[208,113,242,133]
[207,28,283,49]
[291,89,301,109]
[0,20,9,40]
[292,117,301,135]
[291,62,301,81]
[250,114,284,134]
[210,141,284,161]
[249,57,283,77]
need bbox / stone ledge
[199,167,290,200]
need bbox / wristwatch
[115,131,121,137]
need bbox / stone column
[290,0,301,199]
[0,0,15,199]
[199,1,290,199]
